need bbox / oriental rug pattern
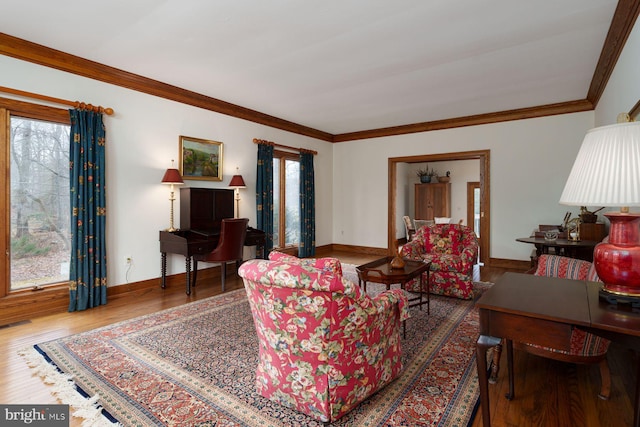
[22,266,489,427]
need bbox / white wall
[1,55,333,287]
[332,112,595,261]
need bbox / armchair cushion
[402,224,479,299]
[268,250,342,275]
[533,253,600,281]
[238,259,409,423]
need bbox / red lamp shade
[229,174,246,188]
[161,168,184,184]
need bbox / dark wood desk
[159,227,265,295]
[476,272,640,427]
[516,236,599,262]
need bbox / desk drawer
[480,310,573,351]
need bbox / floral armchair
[238,256,410,423]
[401,223,479,299]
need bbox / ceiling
[0,0,630,137]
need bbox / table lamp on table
[559,115,640,304]
[161,160,184,232]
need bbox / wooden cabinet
[580,222,606,242]
[179,187,234,232]
[415,183,451,220]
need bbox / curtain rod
[253,138,317,155]
[0,85,114,115]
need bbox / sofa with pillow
[238,254,410,423]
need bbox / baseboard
[318,244,389,257]
[0,286,69,326]
[487,257,530,270]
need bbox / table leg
[185,256,192,295]
[635,361,640,427]
[426,270,430,315]
[419,275,423,311]
[161,252,167,289]
[506,339,515,400]
[489,340,502,384]
[477,335,502,427]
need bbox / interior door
[467,182,481,235]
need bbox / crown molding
[0,32,333,142]
[587,0,640,106]
[332,100,594,142]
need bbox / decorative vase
[390,247,405,269]
[595,212,640,296]
[420,176,431,183]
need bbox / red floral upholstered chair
[401,223,479,299]
[238,257,409,423]
[491,254,611,399]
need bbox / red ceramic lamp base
[594,212,640,297]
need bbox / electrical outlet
[125,256,132,266]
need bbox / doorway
[388,150,490,266]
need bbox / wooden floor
[0,250,637,426]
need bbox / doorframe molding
[388,150,491,265]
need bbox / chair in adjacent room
[192,217,249,292]
[403,215,416,241]
[490,254,611,399]
[413,219,434,233]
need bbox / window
[0,101,71,296]
[273,150,300,249]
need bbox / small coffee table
[356,256,431,313]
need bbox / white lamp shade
[559,121,640,207]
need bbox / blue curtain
[68,109,107,312]
[299,151,315,257]
[256,142,274,255]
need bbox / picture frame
[179,136,223,181]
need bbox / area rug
[21,264,490,427]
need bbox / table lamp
[559,117,640,303]
[229,168,246,218]
[161,160,184,232]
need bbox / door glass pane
[284,159,300,246]
[272,159,280,248]
[10,117,70,291]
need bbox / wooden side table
[516,237,599,263]
[356,256,431,313]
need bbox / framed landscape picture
[179,136,223,181]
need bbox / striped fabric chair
[492,254,611,399]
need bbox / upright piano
[159,187,265,294]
